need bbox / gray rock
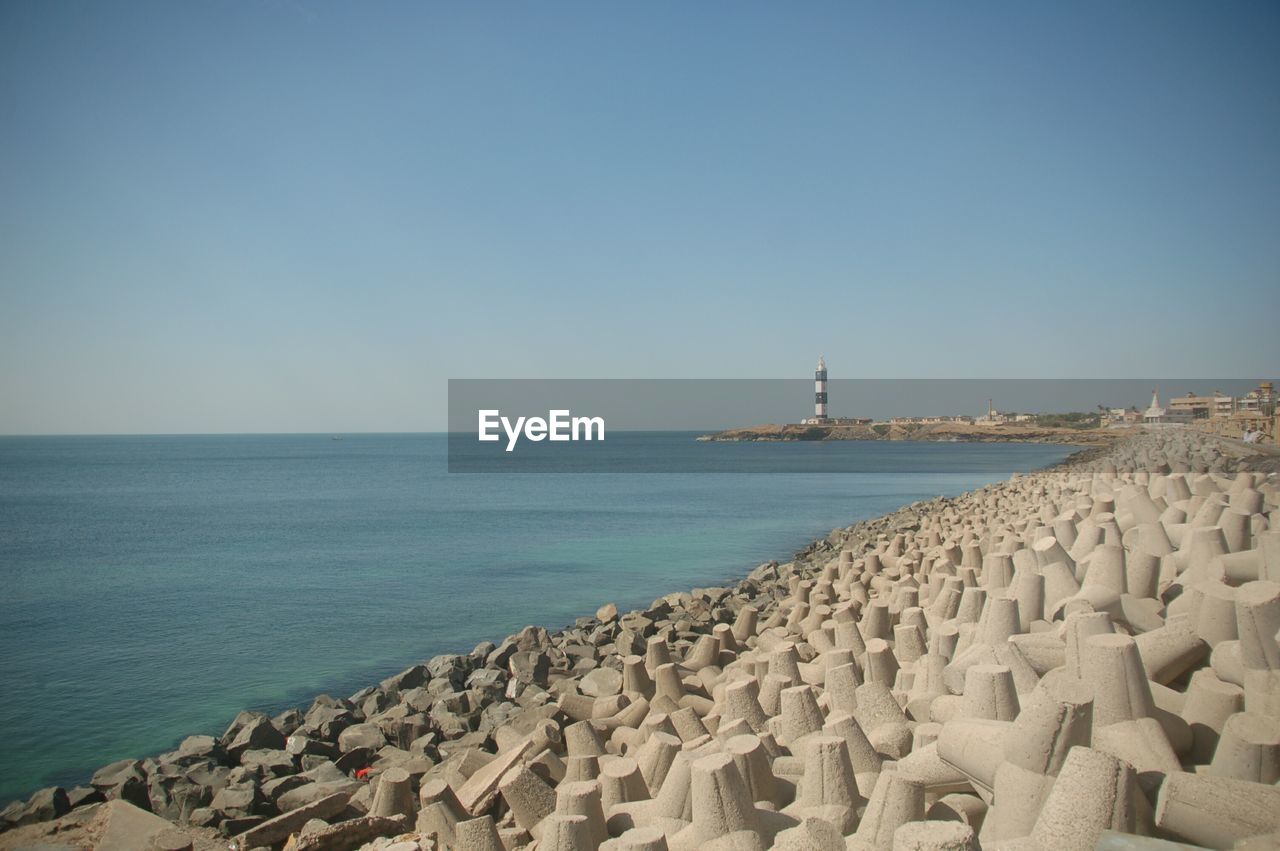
[165,735,227,767]
[1,786,71,827]
[225,715,286,763]
[614,629,645,656]
[399,687,435,714]
[235,790,351,848]
[286,814,407,851]
[337,722,387,753]
[277,779,362,813]
[301,700,359,742]
[239,748,298,778]
[376,713,432,750]
[360,689,398,719]
[334,747,374,775]
[470,641,497,666]
[146,761,219,821]
[383,664,430,692]
[273,708,305,736]
[209,783,261,820]
[91,759,152,811]
[478,701,521,735]
[286,734,342,760]
[300,762,349,784]
[94,800,196,851]
[426,654,469,689]
[262,773,309,803]
[509,650,550,686]
[67,785,105,809]
[580,666,622,698]
[467,667,507,694]
[219,814,264,836]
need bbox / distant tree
[1032,412,1102,429]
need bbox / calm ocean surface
[0,433,1075,803]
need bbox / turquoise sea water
[0,433,1075,803]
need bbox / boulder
[335,747,374,774]
[467,667,508,697]
[427,654,470,689]
[383,663,430,692]
[301,697,360,742]
[262,773,309,803]
[376,713,433,750]
[225,714,286,762]
[146,761,222,821]
[580,666,622,698]
[94,799,195,851]
[240,748,298,777]
[274,708,305,736]
[90,758,152,811]
[234,790,350,848]
[509,650,550,686]
[166,735,227,766]
[470,641,497,666]
[287,734,342,760]
[277,778,362,813]
[338,722,388,753]
[287,814,408,850]
[67,785,105,809]
[1,786,70,827]
[208,782,266,821]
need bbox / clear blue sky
[2,1,1277,433]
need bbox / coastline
[3,429,1276,851]
[698,421,1129,446]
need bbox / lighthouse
[814,356,829,422]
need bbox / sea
[0,433,1075,803]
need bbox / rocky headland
[3,429,1280,851]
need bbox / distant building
[1168,392,1233,420]
[888,414,972,425]
[976,399,1010,424]
[1103,407,1142,427]
[1237,381,1276,417]
[1145,389,1192,426]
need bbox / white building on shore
[1144,389,1192,426]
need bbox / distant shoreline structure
[723,358,1278,446]
[697,420,1125,445]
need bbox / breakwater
[3,430,1278,851]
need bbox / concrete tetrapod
[454,814,505,851]
[850,766,926,850]
[1018,746,1148,851]
[892,819,980,851]
[1154,770,1280,848]
[667,751,797,851]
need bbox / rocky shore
[3,429,1279,851]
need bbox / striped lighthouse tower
[814,356,828,421]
